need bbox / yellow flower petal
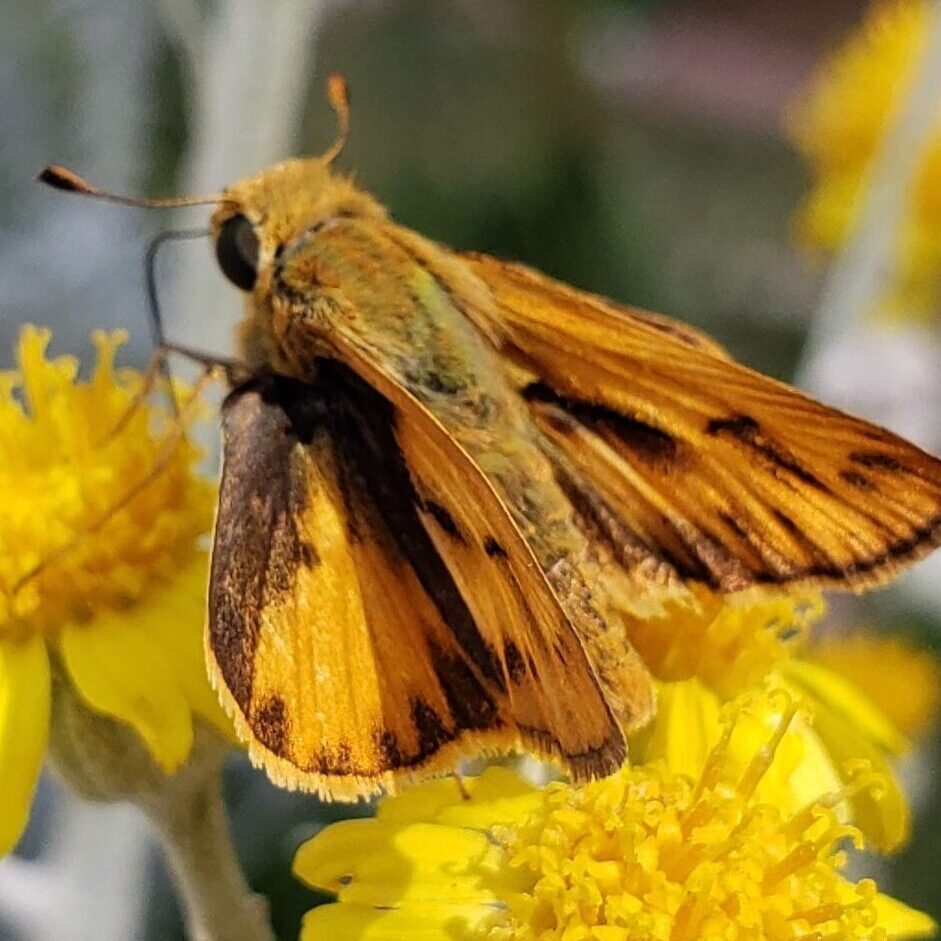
[784,658,908,754]
[376,775,478,824]
[773,702,844,812]
[783,659,910,851]
[59,606,193,772]
[632,679,843,818]
[294,818,507,904]
[144,553,232,738]
[630,678,722,780]
[296,807,523,941]
[809,633,940,739]
[787,0,941,322]
[806,704,908,852]
[378,766,542,830]
[301,900,499,941]
[0,635,50,855]
[874,892,938,939]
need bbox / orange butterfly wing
[207,369,625,797]
[464,253,941,594]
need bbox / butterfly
[41,77,941,800]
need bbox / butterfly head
[209,155,385,296]
[209,75,385,297]
[38,75,380,303]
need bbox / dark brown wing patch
[322,360,627,772]
[210,383,305,712]
[207,369,625,798]
[322,367,508,694]
[466,252,941,595]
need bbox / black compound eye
[215,214,260,291]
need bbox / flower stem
[145,769,275,941]
[48,669,274,941]
[798,1,941,363]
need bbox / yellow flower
[294,698,935,941]
[0,325,227,855]
[787,0,941,321]
[623,588,823,699]
[807,632,940,740]
[621,590,911,850]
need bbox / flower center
[491,698,887,941]
[0,327,213,639]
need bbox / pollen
[0,326,213,638]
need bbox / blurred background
[2,0,941,937]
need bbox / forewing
[465,253,941,593]
[208,373,624,798]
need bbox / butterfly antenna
[37,165,226,208]
[144,227,211,416]
[321,74,351,165]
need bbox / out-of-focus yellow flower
[294,697,936,941]
[622,590,911,850]
[0,326,227,855]
[808,632,940,739]
[624,588,822,698]
[787,0,941,322]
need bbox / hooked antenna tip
[327,74,350,115]
[322,74,351,164]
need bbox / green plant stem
[798,0,941,366]
[145,772,276,941]
[48,671,273,941]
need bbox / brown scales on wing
[458,253,941,596]
[208,367,626,799]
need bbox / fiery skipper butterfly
[41,77,941,800]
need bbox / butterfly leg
[97,341,251,448]
[452,772,471,800]
[160,341,250,381]
[96,344,170,445]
